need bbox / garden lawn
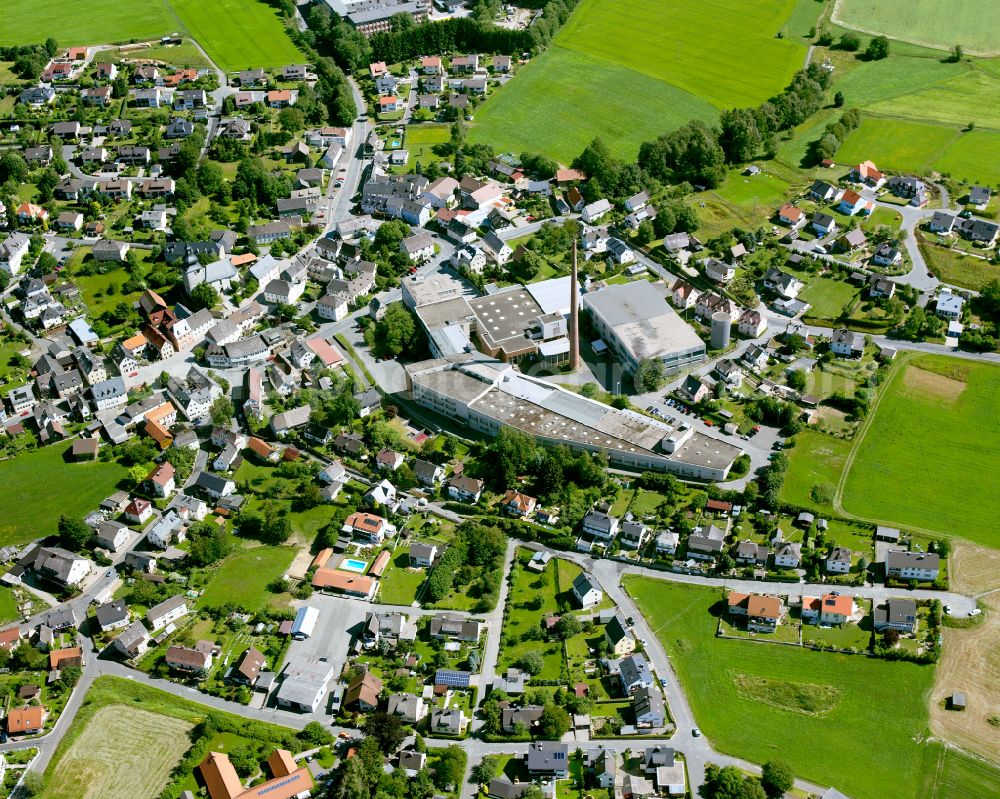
[0,588,19,625]
[470,0,804,162]
[198,545,297,611]
[401,124,450,171]
[842,355,1000,545]
[834,0,1000,54]
[68,255,149,321]
[0,0,173,46]
[799,277,860,322]
[497,550,565,680]
[376,547,426,606]
[0,445,128,546]
[170,0,304,72]
[626,577,945,799]
[780,429,851,515]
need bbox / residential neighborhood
[0,3,997,799]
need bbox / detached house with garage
[874,598,918,633]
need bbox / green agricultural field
[0,445,128,546]
[469,47,717,164]
[866,70,1000,131]
[169,0,304,72]
[832,54,969,109]
[0,0,173,47]
[931,129,1000,184]
[43,706,192,799]
[780,0,828,41]
[624,576,993,799]
[918,744,1000,799]
[470,0,804,162]
[781,429,852,514]
[198,545,297,611]
[834,0,1000,55]
[837,118,961,176]
[841,355,1000,544]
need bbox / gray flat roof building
[584,281,706,374]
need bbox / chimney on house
[569,239,580,370]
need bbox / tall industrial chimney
[569,239,580,370]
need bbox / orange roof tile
[312,568,375,594]
[821,593,853,617]
[6,706,44,734]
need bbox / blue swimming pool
[341,558,368,573]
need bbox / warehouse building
[405,354,741,480]
[583,281,706,375]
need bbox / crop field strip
[43,706,193,799]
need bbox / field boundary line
[832,352,975,543]
[832,352,910,517]
[829,0,1000,57]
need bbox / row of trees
[1,38,58,80]
[808,108,862,165]
[640,64,833,187]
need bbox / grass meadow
[834,0,1000,55]
[624,576,1000,799]
[400,124,452,172]
[198,545,297,611]
[1,0,302,73]
[781,429,852,516]
[0,445,128,546]
[169,0,304,72]
[842,355,1000,544]
[470,0,804,162]
[0,0,174,46]
[919,236,1000,291]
